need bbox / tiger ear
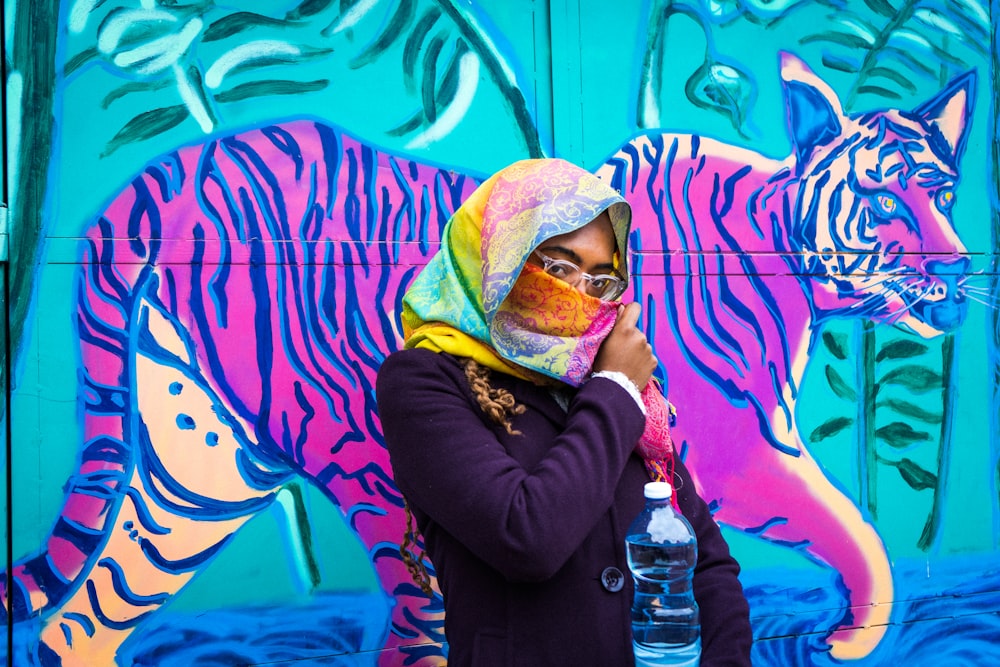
[779,52,843,171]
[914,70,976,167]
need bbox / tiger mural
[2,52,973,665]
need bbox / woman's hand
[593,302,657,390]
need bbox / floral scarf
[401,158,672,480]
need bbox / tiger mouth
[905,292,968,331]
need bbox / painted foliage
[4,1,998,665]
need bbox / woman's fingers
[594,302,656,390]
[616,302,641,329]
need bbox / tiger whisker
[891,286,938,319]
[963,293,1000,310]
[958,272,997,287]
[851,281,933,321]
[848,285,898,314]
[853,269,911,293]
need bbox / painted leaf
[421,33,448,123]
[284,481,322,588]
[923,39,969,68]
[434,41,467,111]
[878,399,943,425]
[102,105,189,157]
[887,28,934,53]
[387,111,424,137]
[204,13,286,42]
[894,457,938,491]
[822,330,849,360]
[879,365,942,393]
[65,46,99,77]
[832,15,878,44]
[349,0,416,69]
[882,28,971,73]
[101,14,204,78]
[866,66,917,93]
[219,46,334,83]
[402,8,443,93]
[809,416,854,443]
[914,8,964,40]
[102,80,171,109]
[875,421,931,448]
[863,0,897,18]
[386,38,466,136]
[857,84,902,100]
[876,339,929,362]
[822,54,859,73]
[825,364,857,401]
[950,0,990,30]
[214,79,330,104]
[883,45,937,78]
[684,59,754,130]
[947,0,990,47]
[917,513,935,551]
[799,30,874,50]
[287,0,336,21]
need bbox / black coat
[376,348,752,667]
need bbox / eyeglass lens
[534,252,623,300]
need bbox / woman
[376,158,752,666]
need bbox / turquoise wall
[3,1,998,664]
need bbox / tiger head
[782,53,975,338]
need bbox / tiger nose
[924,256,969,299]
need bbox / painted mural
[4,1,998,666]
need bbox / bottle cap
[644,481,672,499]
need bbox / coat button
[601,566,624,592]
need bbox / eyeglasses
[532,250,626,301]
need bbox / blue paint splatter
[176,414,196,430]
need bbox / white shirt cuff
[590,371,646,415]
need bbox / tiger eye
[875,194,896,214]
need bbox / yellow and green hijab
[400,158,631,386]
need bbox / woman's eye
[546,262,575,278]
[936,189,955,211]
[874,194,897,216]
[589,277,611,290]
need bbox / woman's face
[526,212,623,300]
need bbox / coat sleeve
[376,348,645,583]
[675,460,754,666]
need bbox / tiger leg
[715,453,891,659]
[285,266,445,665]
[287,368,446,667]
[37,295,289,664]
[316,461,445,667]
[680,393,892,660]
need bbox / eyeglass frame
[530,250,627,301]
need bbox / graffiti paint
[4,1,998,665]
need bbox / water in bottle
[626,481,701,667]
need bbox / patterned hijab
[401,158,673,480]
[402,158,629,381]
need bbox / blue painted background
[3,1,998,664]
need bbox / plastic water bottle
[626,481,701,667]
